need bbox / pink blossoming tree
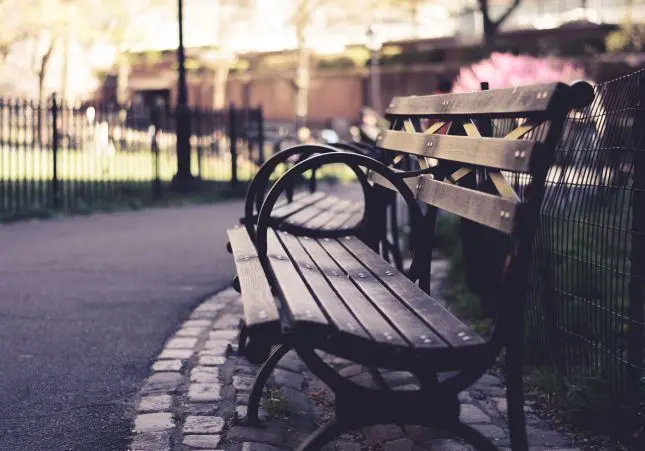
[452,52,588,93]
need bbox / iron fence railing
[0,98,264,219]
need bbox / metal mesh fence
[492,71,645,424]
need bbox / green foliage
[316,57,356,70]
[434,214,493,335]
[606,23,645,53]
[264,388,290,419]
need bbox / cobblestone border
[129,288,580,451]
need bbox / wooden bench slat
[319,237,448,349]
[227,227,280,328]
[321,202,363,230]
[377,130,539,172]
[270,191,327,219]
[340,237,484,348]
[304,199,357,229]
[286,195,340,226]
[386,82,566,117]
[276,232,372,340]
[267,229,329,326]
[298,236,409,347]
[416,175,518,234]
[272,191,309,210]
[367,171,417,193]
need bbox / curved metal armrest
[243,144,340,224]
[254,152,428,281]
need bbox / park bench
[239,119,403,270]
[227,80,594,450]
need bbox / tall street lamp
[366,26,382,114]
[173,0,194,190]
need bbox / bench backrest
[368,82,594,342]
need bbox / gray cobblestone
[183,434,222,449]
[183,416,225,434]
[232,375,254,391]
[272,368,304,390]
[165,337,198,349]
[130,431,171,451]
[137,394,172,413]
[188,383,222,403]
[459,404,491,424]
[174,327,205,338]
[182,403,220,415]
[209,329,239,341]
[158,348,194,360]
[472,424,506,440]
[134,412,174,433]
[383,437,415,451]
[182,319,212,328]
[363,425,404,446]
[241,442,289,451]
[212,313,242,329]
[140,372,184,396]
[227,425,284,446]
[199,356,226,366]
[151,359,183,372]
[191,366,219,383]
[279,386,311,414]
[338,365,363,378]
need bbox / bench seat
[271,191,364,230]
[228,226,484,371]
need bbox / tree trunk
[117,54,130,105]
[294,34,309,129]
[212,61,230,110]
[478,0,522,49]
[37,40,55,147]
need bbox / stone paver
[129,288,581,451]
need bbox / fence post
[257,106,265,165]
[150,106,161,199]
[627,72,645,404]
[51,94,60,210]
[228,104,238,187]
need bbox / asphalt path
[0,201,242,450]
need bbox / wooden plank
[286,195,339,226]
[376,130,537,172]
[303,199,353,229]
[416,175,517,234]
[273,190,308,209]
[266,230,329,326]
[276,232,371,339]
[339,209,365,229]
[298,236,409,346]
[368,171,418,194]
[488,171,520,202]
[340,236,484,348]
[270,191,327,220]
[320,237,447,349]
[386,82,566,117]
[227,227,280,329]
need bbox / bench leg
[506,339,529,451]
[241,344,292,426]
[296,419,343,451]
[296,348,505,451]
[449,422,501,451]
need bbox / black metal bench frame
[227,81,594,451]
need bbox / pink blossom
[452,53,587,93]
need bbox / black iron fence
[490,71,645,431]
[0,97,264,219]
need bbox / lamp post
[173,0,194,189]
[366,26,382,114]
